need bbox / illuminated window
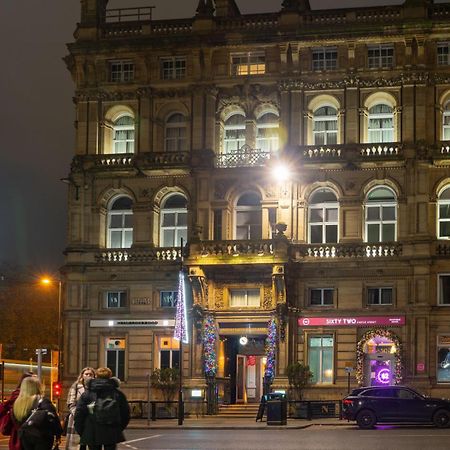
[367,287,393,305]
[230,289,260,307]
[107,197,133,249]
[437,186,450,239]
[165,113,187,152]
[365,186,397,243]
[157,337,180,369]
[106,338,125,380]
[160,194,188,247]
[160,291,178,308]
[224,113,246,153]
[443,102,450,141]
[368,44,394,69]
[160,57,186,79]
[256,112,279,152]
[109,60,134,82]
[309,288,334,306]
[113,115,135,154]
[308,189,338,244]
[368,104,394,143]
[106,291,127,308]
[438,42,450,66]
[308,335,334,384]
[312,47,337,71]
[313,106,338,145]
[235,192,262,240]
[438,275,450,306]
[231,52,265,76]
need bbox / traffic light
[52,381,62,399]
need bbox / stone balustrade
[95,248,181,263]
[197,240,274,258]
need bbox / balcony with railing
[95,247,181,263]
[190,240,274,262]
[290,242,402,261]
[215,147,272,168]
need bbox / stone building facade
[63,0,450,406]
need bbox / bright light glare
[271,164,290,183]
[41,278,51,285]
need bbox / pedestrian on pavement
[65,367,96,450]
[0,371,35,450]
[12,376,62,450]
[74,367,130,450]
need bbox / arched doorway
[356,329,402,386]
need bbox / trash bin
[266,392,287,426]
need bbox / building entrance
[363,335,397,386]
[222,336,266,404]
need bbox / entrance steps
[217,403,260,419]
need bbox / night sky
[0,0,427,270]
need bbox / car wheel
[433,409,450,428]
[356,409,376,429]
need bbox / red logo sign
[298,316,405,327]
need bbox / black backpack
[93,392,121,426]
[19,399,58,440]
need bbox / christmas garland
[203,314,217,377]
[356,328,403,385]
[264,317,277,382]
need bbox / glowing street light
[271,163,291,184]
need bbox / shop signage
[298,316,405,327]
[416,362,425,372]
[90,319,175,328]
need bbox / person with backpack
[74,367,130,450]
[0,372,35,450]
[65,367,96,450]
[12,377,62,450]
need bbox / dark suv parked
[342,386,450,429]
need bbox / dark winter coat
[0,389,20,450]
[74,377,130,446]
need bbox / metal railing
[129,400,207,420]
[288,400,343,420]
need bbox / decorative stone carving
[214,179,234,199]
[214,287,224,309]
[263,286,273,309]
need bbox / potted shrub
[150,368,180,418]
[286,362,313,418]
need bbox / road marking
[120,434,162,450]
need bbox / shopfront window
[437,335,450,383]
[308,335,334,384]
[105,338,125,381]
[157,337,180,369]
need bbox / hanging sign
[298,316,405,327]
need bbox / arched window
[235,192,262,240]
[113,115,135,154]
[160,194,188,247]
[365,187,397,243]
[224,113,245,153]
[313,106,338,145]
[438,186,450,239]
[368,104,394,143]
[256,112,279,152]
[309,189,338,244]
[107,196,133,248]
[443,102,450,141]
[165,113,187,152]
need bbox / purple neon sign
[376,368,391,385]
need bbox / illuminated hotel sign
[298,316,405,327]
[90,319,175,328]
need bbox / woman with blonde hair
[65,367,95,450]
[13,377,62,450]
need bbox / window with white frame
[438,275,450,305]
[438,187,450,239]
[106,291,127,308]
[256,112,279,152]
[157,337,180,369]
[312,47,338,71]
[113,115,135,154]
[308,189,338,244]
[165,113,187,152]
[313,106,338,145]
[309,288,334,307]
[160,194,188,247]
[437,334,450,382]
[365,186,397,243]
[368,44,394,69]
[231,52,265,76]
[109,60,134,82]
[160,57,186,80]
[224,113,246,153]
[235,192,262,240]
[367,287,393,305]
[230,289,260,307]
[443,102,450,141]
[107,197,133,248]
[368,104,394,143]
[160,291,178,308]
[106,338,125,380]
[308,335,334,384]
[438,42,450,66]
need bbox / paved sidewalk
[127,416,351,430]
